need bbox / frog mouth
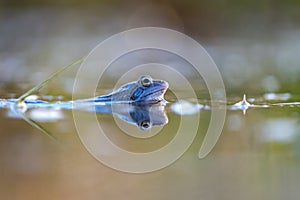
[138,87,168,103]
[148,81,168,99]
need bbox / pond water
[1,6,300,200]
[1,90,300,200]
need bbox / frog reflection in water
[93,104,168,130]
[1,75,169,130]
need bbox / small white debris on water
[203,105,211,110]
[231,94,251,115]
[263,93,291,101]
[24,95,39,101]
[42,95,54,101]
[232,94,251,109]
[248,97,256,103]
[41,95,66,101]
[29,108,64,122]
[171,100,202,115]
[57,95,64,101]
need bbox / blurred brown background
[1,1,300,200]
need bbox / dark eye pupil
[141,77,151,86]
[141,121,150,128]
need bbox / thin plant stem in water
[14,57,84,139]
[16,57,84,105]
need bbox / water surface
[1,5,300,200]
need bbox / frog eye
[139,120,152,130]
[140,76,152,87]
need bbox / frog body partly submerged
[0,75,169,109]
